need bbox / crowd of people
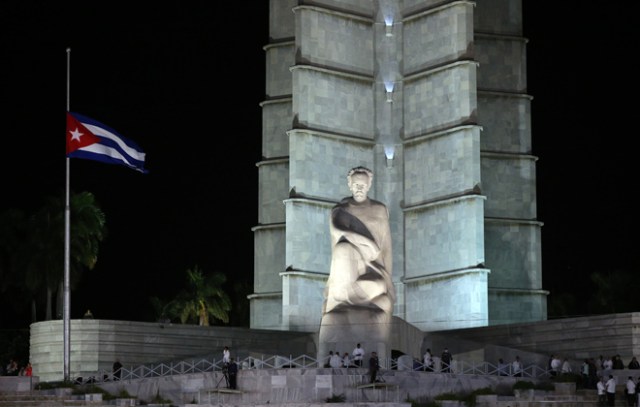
[0,359,31,376]
[320,343,384,384]
[323,343,368,369]
[597,374,640,407]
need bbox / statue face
[348,173,371,202]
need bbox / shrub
[471,387,494,396]
[512,380,555,392]
[534,381,555,391]
[512,380,535,390]
[434,392,459,401]
[117,388,133,398]
[35,381,76,390]
[145,389,172,405]
[405,395,440,407]
[555,372,581,383]
[326,393,346,402]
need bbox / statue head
[347,166,373,203]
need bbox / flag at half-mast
[66,112,148,173]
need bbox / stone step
[0,393,113,407]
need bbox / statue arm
[331,207,380,261]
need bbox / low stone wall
[0,375,39,392]
[96,367,522,406]
[30,319,315,382]
[30,313,640,385]
[426,312,640,367]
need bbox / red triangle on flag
[66,112,100,155]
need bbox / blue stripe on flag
[68,112,148,173]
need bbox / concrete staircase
[0,391,103,407]
[0,374,630,407]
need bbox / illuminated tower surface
[250,0,546,358]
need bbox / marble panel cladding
[404,63,477,136]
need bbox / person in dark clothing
[368,352,380,383]
[227,358,238,389]
[112,360,123,381]
[441,348,453,373]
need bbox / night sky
[1,2,638,329]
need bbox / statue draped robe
[318,196,395,363]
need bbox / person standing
[112,359,123,381]
[582,359,591,388]
[324,351,334,368]
[497,358,509,376]
[330,351,343,368]
[227,358,238,390]
[222,346,231,365]
[423,349,433,372]
[550,354,561,376]
[603,356,613,376]
[597,376,607,407]
[368,351,380,384]
[24,362,32,377]
[626,376,637,407]
[342,352,351,368]
[606,374,617,407]
[352,343,365,367]
[598,355,605,371]
[6,359,18,376]
[441,348,453,373]
[512,356,523,377]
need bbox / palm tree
[169,265,231,326]
[22,191,106,320]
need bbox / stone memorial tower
[250,0,546,358]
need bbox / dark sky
[1,2,638,328]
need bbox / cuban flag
[66,112,148,173]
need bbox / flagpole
[63,47,72,382]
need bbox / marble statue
[318,166,395,365]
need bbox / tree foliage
[0,190,106,323]
[164,265,232,326]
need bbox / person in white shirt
[222,346,231,365]
[597,376,607,407]
[550,355,562,376]
[561,358,572,374]
[512,356,523,377]
[604,357,614,374]
[342,352,351,368]
[330,351,342,368]
[626,376,636,407]
[352,343,365,367]
[606,375,617,406]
